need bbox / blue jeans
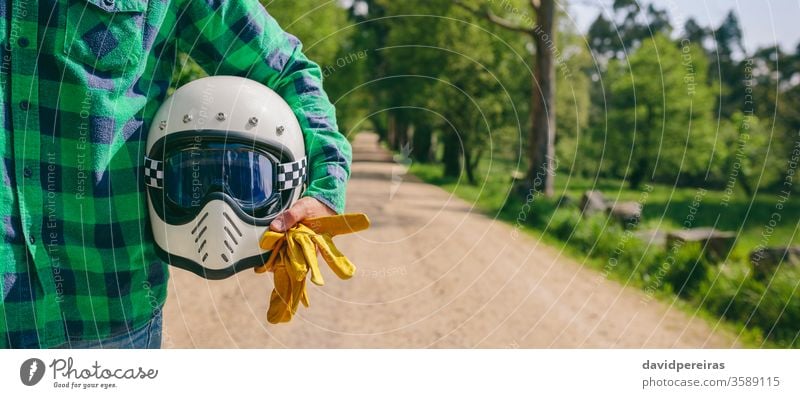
[55,310,163,349]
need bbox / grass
[411,161,800,253]
[407,159,800,348]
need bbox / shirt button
[19,100,29,110]
[29,236,35,244]
[18,37,29,48]
[23,167,32,178]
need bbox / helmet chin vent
[192,211,210,263]
[220,211,243,263]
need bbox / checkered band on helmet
[277,157,307,191]
[144,157,164,189]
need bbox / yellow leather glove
[255,213,370,324]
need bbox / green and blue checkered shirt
[0,0,351,348]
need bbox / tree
[724,112,784,195]
[587,14,617,60]
[370,0,527,183]
[455,0,558,197]
[587,1,672,60]
[709,11,746,118]
[606,34,716,188]
[374,0,452,153]
[682,18,709,48]
[554,25,592,178]
[344,0,393,140]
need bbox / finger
[269,198,314,232]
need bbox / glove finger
[298,233,325,286]
[311,234,356,280]
[260,230,285,250]
[300,287,310,308]
[289,277,308,313]
[267,289,292,324]
[285,233,309,281]
[267,265,293,324]
[255,241,284,274]
[302,214,370,237]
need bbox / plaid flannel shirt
[0,0,351,348]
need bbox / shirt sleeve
[174,0,351,213]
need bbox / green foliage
[751,268,800,346]
[694,263,800,347]
[555,26,593,176]
[571,213,610,253]
[605,34,716,187]
[265,0,351,67]
[662,242,711,298]
[366,0,531,182]
[549,208,582,241]
[587,0,672,60]
[725,112,785,194]
[697,263,757,323]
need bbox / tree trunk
[412,124,433,162]
[371,115,387,141]
[387,112,397,149]
[394,119,409,150]
[464,147,484,185]
[526,0,556,198]
[737,172,754,196]
[442,132,462,178]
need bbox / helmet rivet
[276,125,285,135]
[158,120,166,130]
[248,117,259,126]
[216,112,226,121]
[183,114,192,123]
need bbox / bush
[593,223,625,258]
[697,262,762,326]
[750,269,800,347]
[549,208,582,241]
[615,233,656,283]
[571,213,609,253]
[663,242,712,297]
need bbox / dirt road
[162,133,738,348]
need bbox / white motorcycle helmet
[144,76,307,279]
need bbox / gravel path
[162,133,738,348]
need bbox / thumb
[270,198,313,232]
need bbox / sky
[568,0,800,53]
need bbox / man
[0,0,351,348]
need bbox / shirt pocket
[63,0,148,72]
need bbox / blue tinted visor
[163,145,276,211]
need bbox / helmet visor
[163,145,275,211]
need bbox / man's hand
[269,197,337,232]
